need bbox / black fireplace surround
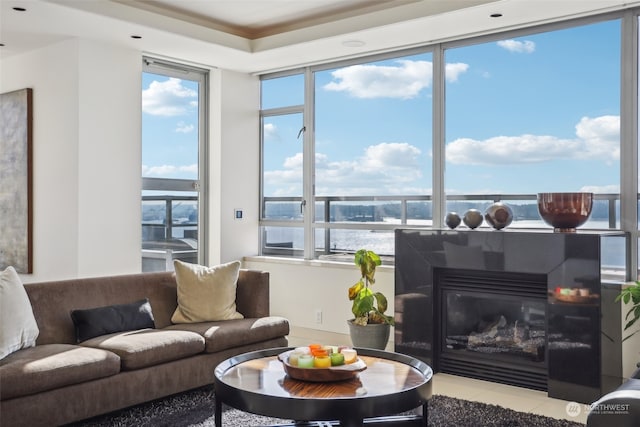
[394,228,624,404]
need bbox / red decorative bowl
[537,192,593,232]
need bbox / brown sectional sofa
[0,269,290,427]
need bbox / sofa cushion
[171,260,244,323]
[80,329,205,370]
[164,316,290,353]
[0,266,40,360]
[70,298,155,342]
[0,343,120,400]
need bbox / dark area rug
[68,386,585,427]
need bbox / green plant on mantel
[615,280,640,341]
[348,249,395,326]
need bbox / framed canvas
[0,88,33,273]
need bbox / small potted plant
[616,280,640,341]
[347,249,394,349]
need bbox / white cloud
[142,164,197,177]
[323,60,468,99]
[324,60,430,99]
[497,39,536,53]
[175,121,195,133]
[580,184,619,193]
[445,63,470,82]
[283,152,304,169]
[264,142,425,196]
[574,115,620,161]
[361,142,421,169]
[447,115,619,166]
[142,78,197,116]
[264,123,278,140]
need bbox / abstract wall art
[1,88,33,273]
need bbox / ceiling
[1,0,639,74]
[123,0,424,39]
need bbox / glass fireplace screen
[443,291,546,364]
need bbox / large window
[313,53,433,256]
[141,58,208,271]
[445,19,621,229]
[261,12,636,266]
[261,52,433,258]
[261,74,305,257]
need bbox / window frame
[259,8,639,277]
[142,57,210,267]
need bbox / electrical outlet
[315,309,322,324]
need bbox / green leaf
[624,316,637,330]
[374,292,388,314]
[352,290,374,318]
[351,249,391,326]
[354,249,381,286]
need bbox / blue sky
[142,19,621,199]
[142,73,199,179]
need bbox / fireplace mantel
[394,228,627,404]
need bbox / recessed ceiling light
[131,35,142,39]
[0,43,4,47]
[12,7,26,12]
[490,13,503,18]
[342,40,365,48]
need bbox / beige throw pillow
[0,266,40,359]
[171,260,244,323]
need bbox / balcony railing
[141,192,625,261]
[261,193,622,257]
[142,195,198,272]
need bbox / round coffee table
[213,347,433,427]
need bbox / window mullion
[303,68,316,259]
[432,44,446,229]
[620,10,639,279]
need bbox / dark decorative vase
[484,202,513,230]
[445,212,462,229]
[463,209,483,229]
[537,192,593,232]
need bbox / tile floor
[288,326,588,425]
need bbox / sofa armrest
[587,369,640,427]
[236,270,270,318]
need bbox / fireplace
[436,268,547,390]
[394,228,627,404]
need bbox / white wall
[209,69,260,264]
[2,37,262,281]
[1,39,142,281]
[76,40,142,277]
[243,257,395,342]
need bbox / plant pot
[347,319,390,350]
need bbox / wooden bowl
[553,292,599,304]
[277,350,367,382]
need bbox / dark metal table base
[214,400,428,427]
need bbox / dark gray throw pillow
[70,299,155,342]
